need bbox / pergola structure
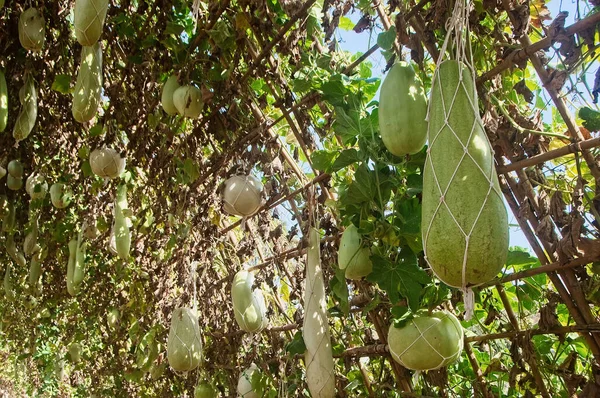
[0,0,599,396]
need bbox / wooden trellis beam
[497,136,600,174]
[479,253,599,289]
[466,323,600,343]
[477,11,600,84]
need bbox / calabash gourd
[0,167,5,179]
[26,173,48,200]
[89,147,125,179]
[23,218,39,257]
[114,184,130,260]
[237,364,259,398]
[69,342,82,363]
[167,307,203,372]
[0,70,7,132]
[74,0,109,46]
[194,383,217,398]
[28,247,46,287]
[161,75,180,115]
[107,308,120,329]
[378,62,428,156]
[7,160,23,178]
[19,8,45,51]
[338,224,372,280]
[2,201,15,233]
[231,270,268,333]
[303,228,335,398]
[388,310,463,371]
[72,230,87,289]
[13,75,37,145]
[72,43,103,123]
[173,85,203,118]
[66,238,78,296]
[6,234,26,267]
[422,60,508,288]
[7,175,23,191]
[223,175,263,217]
[50,183,73,209]
[3,263,15,301]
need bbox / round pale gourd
[173,85,203,118]
[0,166,5,179]
[237,364,259,398]
[161,75,180,115]
[338,224,373,280]
[167,307,203,372]
[89,147,125,179]
[19,8,45,51]
[74,0,109,46]
[50,183,73,209]
[0,69,7,133]
[223,175,263,217]
[26,173,48,200]
[231,270,268,333]
[7,175,23,191]
[194,383,217,398]
[7,160,24,178]
[72,43,103,123]
[388,311,464,371]
[378,62,428,156]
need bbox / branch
[496,136,600,174]
[466,323,600,343]
[477,11,600,84]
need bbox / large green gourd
[72,43,103,123]
[74,0,109,46]
[0,70,7,132]
[378,62,428,156]
[13,75,37,145]
[422,60,508,288]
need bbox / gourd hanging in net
[388,311,464,371]
[421,0,509,319]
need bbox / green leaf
[367,251,430,311]
[339,16,355,31]
[395,198,422,254]
[51,74,71,94]
[578,107,600,132]
[285,331,306,356]
[165,21,186,36]
[331,148,362,172]
[182,158,200,183]
[506,248,539,269]
[331,267,349,315]
[88,124,104,138]
[377,26,396,50]
[345,164,376,205]
[321,79,348,106]
[311,150,337,172]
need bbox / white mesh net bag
[74,0,109,46]
[421,0,509,319]
[388,310,464,371]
